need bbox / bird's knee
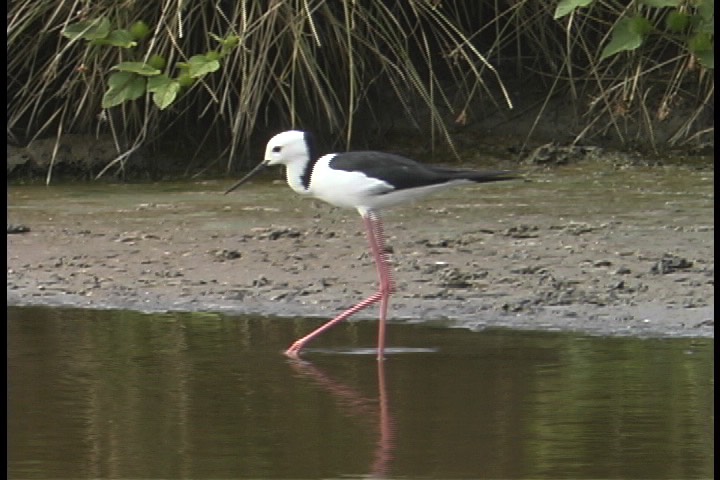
[381,283,396,295]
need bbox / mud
[7,158,714,338]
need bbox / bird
[225,130,518,360]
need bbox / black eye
[272,146,282,153]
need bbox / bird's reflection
[288,359,395,478]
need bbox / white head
[263,130,312,166]
[225,130,314,195]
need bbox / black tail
[434,167,521,184]
[468,170,520,183]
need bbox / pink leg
[368,212,395,360]
[285,211,395,360]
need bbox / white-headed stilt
[225,130,518,359]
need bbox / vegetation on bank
[7,0,713,181]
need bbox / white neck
[284,158,312,195]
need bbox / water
[8,306,713,479]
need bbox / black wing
[329,151,517,191]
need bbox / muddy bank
[7,160,714,338]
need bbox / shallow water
[8,306,713,479]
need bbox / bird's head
[225,130,313,194]
[263,130,309,166]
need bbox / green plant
[7,1,713,184]
[555,0,713,69]
[9,1,517,181]
[546,0,714,148]
[62,17,239,110]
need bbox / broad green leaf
[147,54,167,70]
[692,0,713,21]
[640,0,680,7]
[147,75,180,110]
[62,17,111,41]
[693,0,714,34]
[177,74,195,87]
[187,54,220,78]
[210,33,240,53]
[554,0,594,20]
[665,11,691,32]
[112,61,161,76]
[205,51,221,61]
[695,49,714,69]
[129,21,151,41]
[91,29,137,48]
[148,77,181,110]
[102,71,146,108]
[695,19,714,34]
[630,16,654,35]
[600,17,651,60]
[688,32,713,53]
[146,74,173,93]
[222,35,240,49]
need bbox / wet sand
[7,160,714,337]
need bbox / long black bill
[224,161,269,195]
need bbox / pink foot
[284,342,304,359]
